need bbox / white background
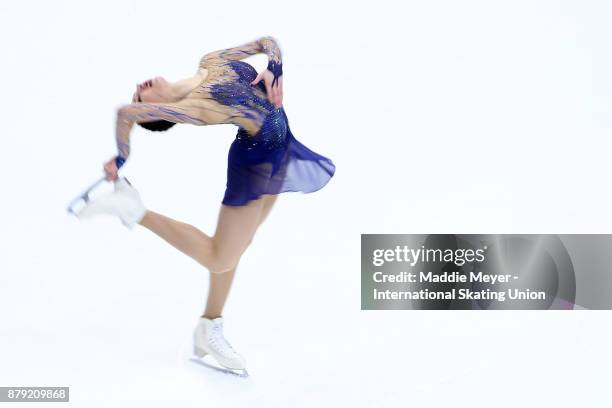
[1,0,612,406]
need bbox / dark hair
[137,120,176,132]
[135,94,176,132]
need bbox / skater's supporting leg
[254,194,278,230]
[202,194,279,318]
[203,266,237,319]
[210,197,267,272]
[138,196,265,274]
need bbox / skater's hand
[104,157,119,181]
[251,69,283,109]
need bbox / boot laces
[209,322,238,355]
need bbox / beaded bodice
[209,61,287,150]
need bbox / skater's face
[132,76,172,103]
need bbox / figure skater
[75,36,336,375]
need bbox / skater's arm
[199,36,282,66]
[115,100,228,163]
[200,37,284,109]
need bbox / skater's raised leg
[138,195,265,274]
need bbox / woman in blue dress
[76,36,335,375]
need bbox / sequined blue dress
[214,61,336,206]
[114,37,335,206]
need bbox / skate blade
[66,176,108,215]
[189,356,249,378]
[66,176,132,216]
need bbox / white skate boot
[75,177,146,229]
[192,317,248,377]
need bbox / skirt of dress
[222,108,336,206]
